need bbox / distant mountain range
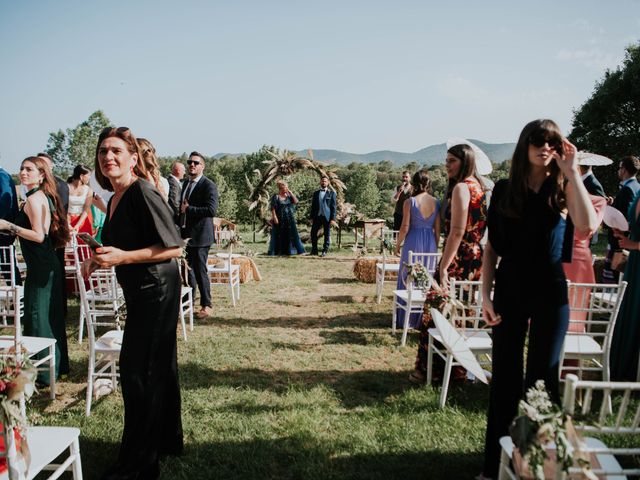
[215,140,515,166]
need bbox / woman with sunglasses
[478,119,598,479]
[86,127,184,479]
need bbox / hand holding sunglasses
[552,138,580,176]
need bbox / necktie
[183,181,195,202]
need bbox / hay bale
[353,257,399,283]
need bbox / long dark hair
[67,164,90,183]
[443,144,482,219]
[499,119,566,218]
[411,170,431,195]
[138,137,166,197]
[94,127,148,192]
[22,156,70,248]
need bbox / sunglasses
[187,160,200,166]
[528,133,562,149]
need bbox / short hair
[171,162,184,173]
[189,151,205,163]
[402,170,410,176]
[320,175,329,181]
[620,156,640,176]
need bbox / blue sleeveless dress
[395,197,440,329]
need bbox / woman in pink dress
[562,195,606,332]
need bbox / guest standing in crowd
[0,157,70,386]
[479,119,598,479]
[409,144,487,384]
[37,152,70,319]
[86,126,184,479]
[67,165,95,237]
[394,170,440,330]
[180,151,218,319]
[392,170,412,231]
[603,156,640,283]
[310,175,337,257]
[610,188,640,381]
[138,138,169,202]
[167,162,185,221]
[0,163,20,284]
[579,164,606,197]
[268,180,305,255]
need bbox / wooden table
[353,220,386,249]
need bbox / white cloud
[556,48,621,70]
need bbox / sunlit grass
[35,235,494,479]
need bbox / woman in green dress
[0,156,70,385]
[611,190,640,380]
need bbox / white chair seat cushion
[428,328,492,350]
[95,330,124,352]
[0,426,81,480]
[563,334,603,356]
[207,264,240,273]
[393,289,426,302]
[376,263,400,272]
[0,335,55,355]
[498,436,624,480]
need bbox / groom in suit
[180,152,218,318]
[310,176,337,257]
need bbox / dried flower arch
[246,149,351,229]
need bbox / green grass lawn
[33,231,492,479]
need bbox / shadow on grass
[201,312,388,329]
[178,364,490,415]
[320,295,379,304]
[156,435,482,480]
[318,277,359,285]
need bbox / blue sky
[1,0,639,172]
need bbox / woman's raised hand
[92,246,128,268]
[554,138,579,176]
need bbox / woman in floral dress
[409,144,488,383]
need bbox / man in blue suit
[180,152,218,318]
[310,176,337,257]
[0,165,20,284]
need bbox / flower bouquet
[0,349,36,478]
[509,380,596,480]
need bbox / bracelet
[8,224,19,236]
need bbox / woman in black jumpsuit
[478,120,598,479]
[86,127,184,480]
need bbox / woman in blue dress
[394,170,441,329]
[268,180,305,255]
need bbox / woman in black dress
[478,120,598,479]
[84,127,184,479]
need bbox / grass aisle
[36,252,489,479]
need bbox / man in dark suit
[603,155,640,282]
[167,162,185,222]
[180,152,218,318]
[579,164,606,197]
[0,165,20,284]
[310,175,337,257]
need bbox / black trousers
[186,246,211,308]
[482,297,569,477]
[106,262,183,480]
[393,212,403,231]
[310,216,331,254]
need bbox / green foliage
[338,163,381,218]
[45,110,112,173]
[568,42,640,195]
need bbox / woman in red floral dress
[409,144,488,383]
